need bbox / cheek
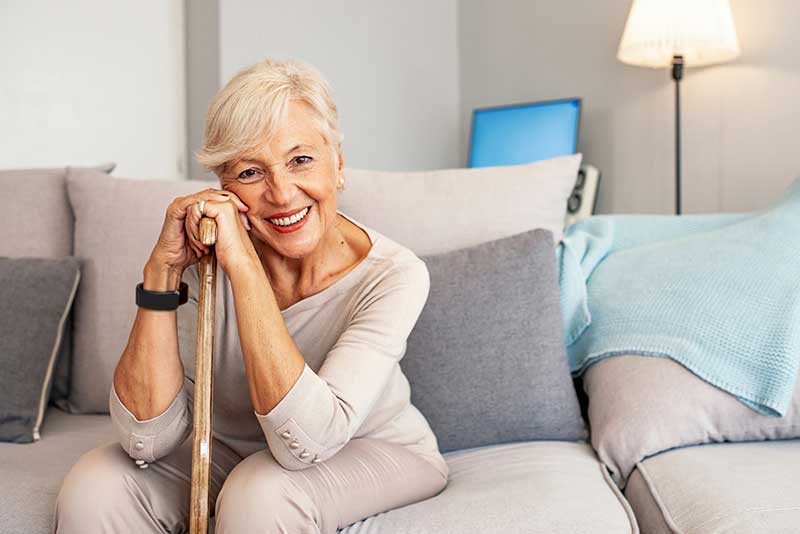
[303,174,336,199]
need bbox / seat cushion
[624,440,800,534]
[341,441,638,534]
[0,407,115,534]
[584,355,800,488]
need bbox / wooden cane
[189,217,217,534]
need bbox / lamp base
[672,55,683,215]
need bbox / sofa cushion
[337,154,581,255]
[0,408,115,534]
[65,168,203,413]
[583,355,800,488]
[0,164,115,410]
[0,167,73,258]
[340,441,638,534]
[0,163,115,258]
[0,257,81,443]
[402,229,587,453]
[624,440,800,534]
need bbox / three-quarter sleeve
[108,377,193,463]
[108,265,200,463]
[255,259,430,470]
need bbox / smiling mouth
[264,206,311,227]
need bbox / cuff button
[299,450,310,459]
[280,431,292,439]
[135,459,145,465]
[312,455,321,463]
[134,441,145,451]
[289,440,300,449]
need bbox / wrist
[143,260,183,292]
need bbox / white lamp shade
[617,0,741,68]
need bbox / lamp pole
[672,54,683,215]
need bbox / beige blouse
[109,211,448,480]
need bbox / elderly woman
[55,58,448,533]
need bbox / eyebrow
[239,144,314,166]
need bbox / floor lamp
[617,0,740,215]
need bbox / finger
[185,216,207,253]
[240,212,252,230]
[212,189,249,212]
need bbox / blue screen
[468,99,580,168]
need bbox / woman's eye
[237,168,261,182]
[293,155,312,166]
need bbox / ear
[335,144,344,174]
[332,144,345,190]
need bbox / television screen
[468,98,580,168]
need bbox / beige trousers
[54,433,447,533]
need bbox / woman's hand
[148,188,252,275]
[189,191,260,274]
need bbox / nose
[264,170,295,206]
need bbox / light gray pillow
[584,354,800,489]
[401,228,588,453]
[338,154,582,255]
[0,257,81,442]
[65,167,203,413]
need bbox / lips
[264,205,312,233]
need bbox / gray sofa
[1,164,798,534]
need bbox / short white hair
[195,57,343,177]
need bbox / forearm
[227,256,306,416]
[113,260,186,421]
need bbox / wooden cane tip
[199,217,217,245]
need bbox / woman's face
[219,100,343,260]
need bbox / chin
[267,237,320,260]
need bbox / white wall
[0,1,187,180]
[212,0,461,173]
[459,0,800,214]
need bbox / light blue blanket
[557,177,800,416]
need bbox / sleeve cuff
[109,378,192,462]
[254,363,330,469]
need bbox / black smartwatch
[136,281,189,311]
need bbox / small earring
[337,176,345,191]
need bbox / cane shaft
[190,217,217,534]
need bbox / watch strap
[136,281,189,311]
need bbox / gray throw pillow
[584,355,800,489]
[0,257,81,443]
[401,228,588,453]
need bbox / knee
[215,451,317,533]
[55,444,137,530]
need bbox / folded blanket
[557,177,800,416]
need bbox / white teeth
[267,207,309,227]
